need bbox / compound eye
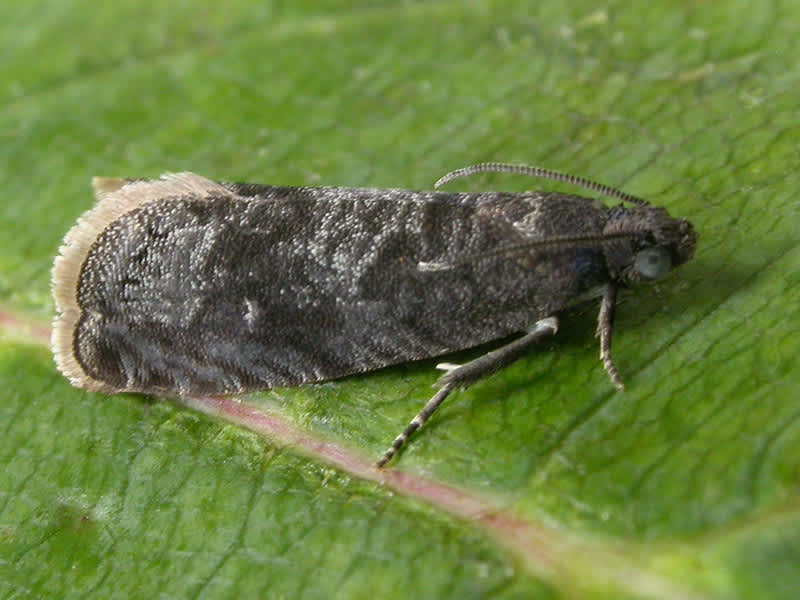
[634,247,672,279]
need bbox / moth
[51,163,697,466]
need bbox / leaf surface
[1,2,799,598]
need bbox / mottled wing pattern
[71,179,610,395]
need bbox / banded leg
[377,317,559,468]
[597,283,624,390]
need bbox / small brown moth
[52,163,697,466]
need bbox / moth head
[604,206,697,286]
[432,162,697,288]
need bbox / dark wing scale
[76,184,611,395]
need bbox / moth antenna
[435,163,649,206]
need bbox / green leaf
[2,1,799,598]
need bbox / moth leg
[598,283,625,390]
[377,317,558,468]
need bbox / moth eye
[634,247,672,279]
